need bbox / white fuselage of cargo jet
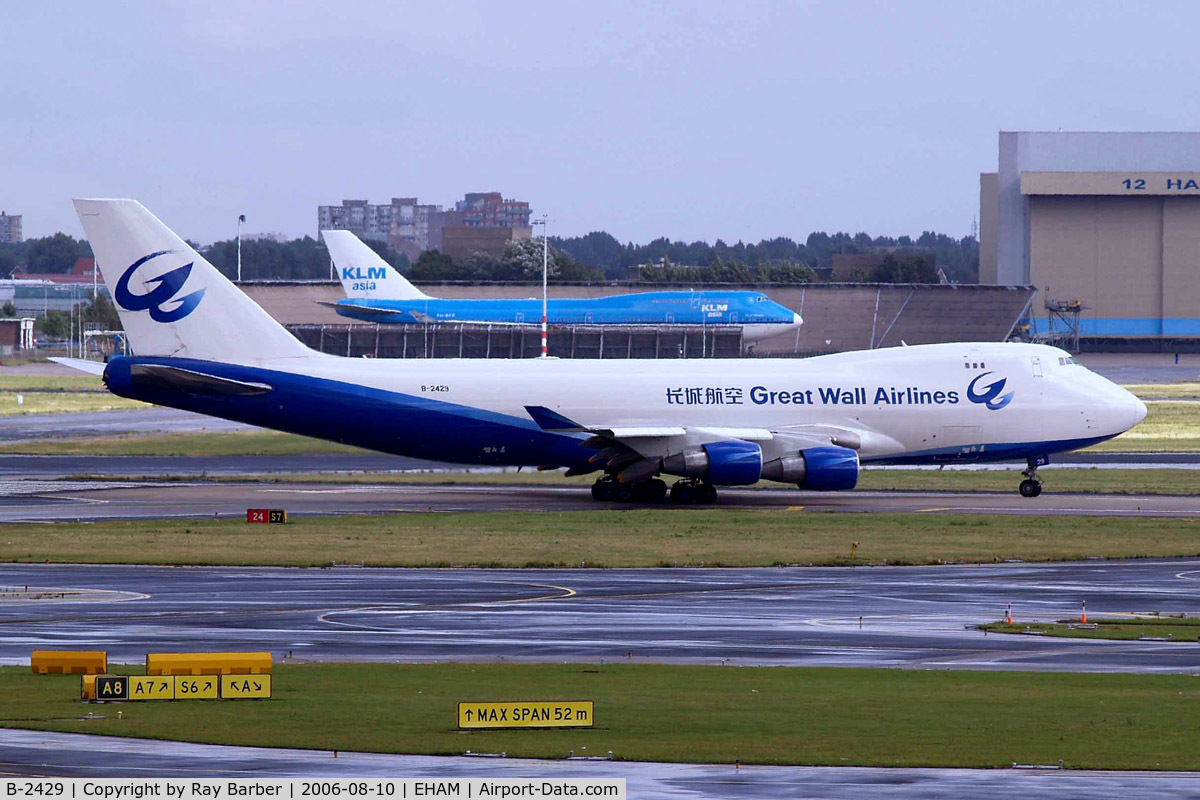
[74,199,1148,499]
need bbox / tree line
[551,230,976,283]
[0,233,92,276]
[2,228,977,285]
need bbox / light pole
[533,216,549,357]
[237,214,246,282]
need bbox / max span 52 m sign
[457,701,593,729]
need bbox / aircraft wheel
[612,483,634,502]
[671,481,694,505]
[632,478,668,503]
[591,479,614,501]
[698,483,718,504]
[1019,479,1042,498]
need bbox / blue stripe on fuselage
[335,291,796,326]
[861,434,1118,466]
[101,357,595,469]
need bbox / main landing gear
[669,478,717,505]
[590,475,717,504]
[591,475,668,503]
[1018,459,1044,498]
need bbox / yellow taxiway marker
[458,701,593,729]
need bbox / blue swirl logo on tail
[967,372,1014,411]
[115,250,206,323]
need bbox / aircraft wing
[326,301,412,321]
[525,405,873,481]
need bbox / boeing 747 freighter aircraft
[321,229,803,348]
[64,200,1146,504]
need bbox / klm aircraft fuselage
[333,290,799,328]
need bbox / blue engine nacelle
[760,445,859,491]
[660,440,763,486]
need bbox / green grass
[0,374,149,415]
[0,392,147,416]
[0,375,108,391]
[860,467,1200,495]
[0,430,364,456]
[983,616,1200,641]
[1086,400,1200,452]
[5,664,1200,769]
[1124,382,1200,399]
[2,510,1199,568]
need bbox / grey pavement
[1079,352,1200,384]
[0,453,454,478]
[2,451,1197,483]
[0,408,256,443]
[0,479,1197,522]
[1,729,1198,798]
[2,561,1199,672]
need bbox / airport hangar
[980,130,1200,352]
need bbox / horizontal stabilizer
[48,357,106,376]
[130,364,273,396]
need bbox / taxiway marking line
[486,582,578,604]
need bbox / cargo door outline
[935,425,984,461]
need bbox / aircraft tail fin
[73,199,311,363]
[322,229,430,301]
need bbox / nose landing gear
[1018,460,1044,498]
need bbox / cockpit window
[1057,356,1080,366]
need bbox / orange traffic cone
[1081,601,1087,624]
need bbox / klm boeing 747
[62,200,1146,504]
[321,230,803,348]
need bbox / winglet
[525,405,588,432]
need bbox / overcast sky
[4,1,1199,245]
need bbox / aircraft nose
[1131,394,1148,427]
[1110,384,1147,432]
[792,312,803,327]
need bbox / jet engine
[660,440,763,486]
[659,441,859,490]
[760,445,859,491]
